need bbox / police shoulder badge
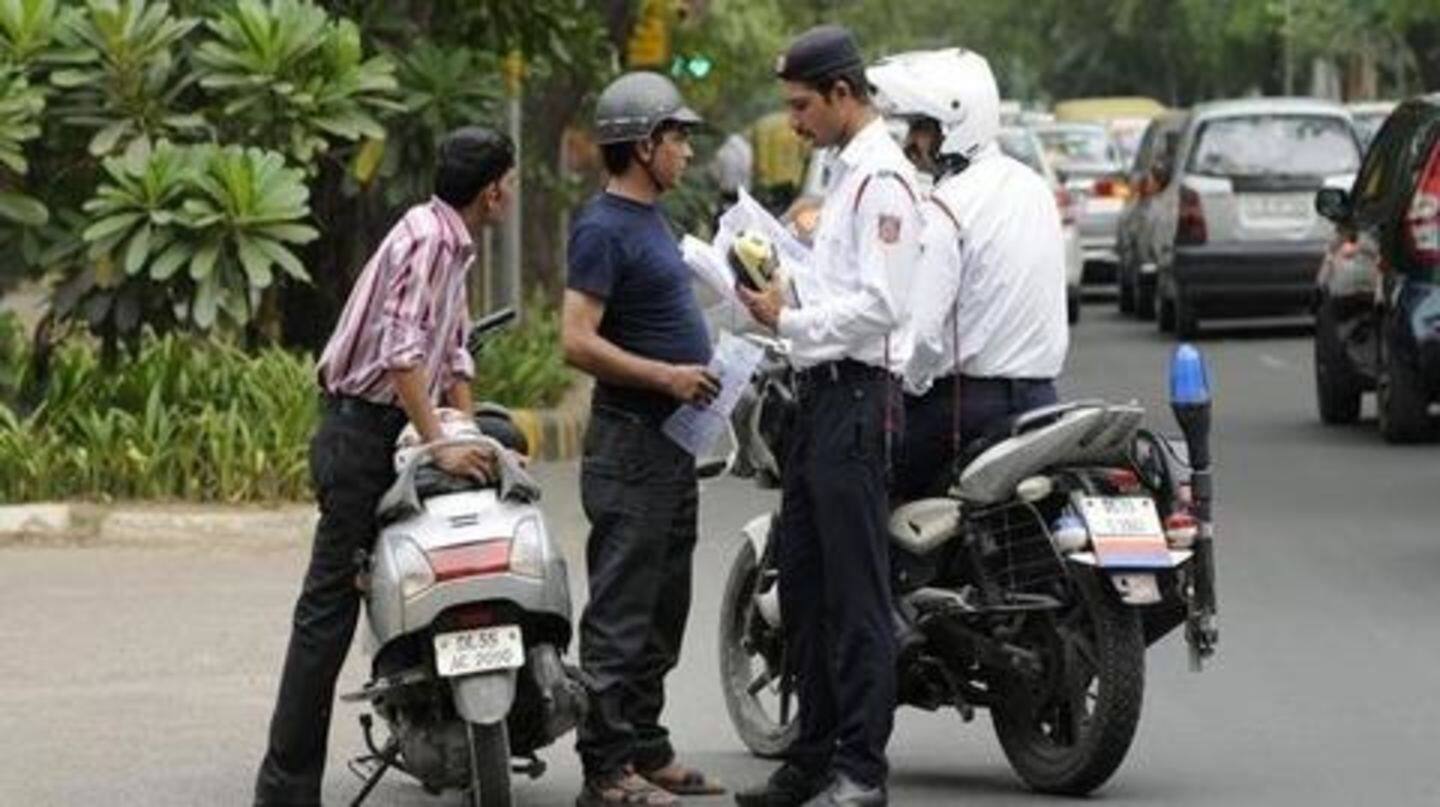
[878,214,902,244]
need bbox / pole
[502,50,524,318]
[1282,0,1294,95]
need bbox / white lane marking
[1259,354,1293,371]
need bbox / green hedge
[0,308,571,503]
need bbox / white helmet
[866,48,1000,161]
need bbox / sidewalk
[0,460,586,549]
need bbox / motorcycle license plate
[433,625,525,678]
[1078,496,1171,568]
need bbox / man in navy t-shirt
[561,72,725,806]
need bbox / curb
[0,502,317,548]
[509,377,591,462]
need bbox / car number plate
[433,625,525,678]
[1240,193,1312,225]
[1077,496,1171,568]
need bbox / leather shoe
[734,763,828,807]
[799,773,886,807]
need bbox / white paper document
[662,332,766,457]
[679,189,810,311]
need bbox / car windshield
[997,130,1047,177]
[1188,114,1360,177]
[1036,127,1116,167]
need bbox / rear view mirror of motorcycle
[466,307,518,354]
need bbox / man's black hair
[599,121,689,177]
[434,127,516,209]
[802,65,871,104]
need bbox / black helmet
[594,71,703,145]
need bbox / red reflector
[440,603,497,630]
[1164,512,1199,548]
[1106,468,1141,492]
[428,540,511,582]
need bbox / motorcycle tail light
[1164,512,1199,549]
[427,540,511,582]
[438,603,497,631]
[1106,468,1141,493]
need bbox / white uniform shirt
[905,143,1069,394]
[779,117,921,372]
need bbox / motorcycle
[341,309,587,807]
[715,335,1219,795]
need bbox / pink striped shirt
[317,197,476,405]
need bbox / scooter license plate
[433,625,525,678]
[1078,496,1171,568]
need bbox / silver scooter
[342,309,586,807]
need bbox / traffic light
[670,53,713,80]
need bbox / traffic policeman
[866,48,1070,499]
[735,25,921,807]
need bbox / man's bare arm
[561,289,719,405]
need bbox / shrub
[471,301,572,409]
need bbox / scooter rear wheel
[466,721,512,807]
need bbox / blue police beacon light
[1169,343,1212,472]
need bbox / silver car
[1033,122,1128,276]
[1141,98,1362,338]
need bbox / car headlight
[508,517,548,579]
[393,537,436,600]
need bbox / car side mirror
[1315,187,1352,223]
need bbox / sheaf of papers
[681,188,809,311]
[662,332,766,458]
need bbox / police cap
[775,24,864,83]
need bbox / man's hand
[665,364,721,406]
[433,442,497,483]
[737,277,785,331]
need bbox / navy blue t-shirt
[567,192,712,420]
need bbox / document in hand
[681,188,810,310]
[662,332,766,458]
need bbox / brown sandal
[637,762,727,796]
[577,771,681,806]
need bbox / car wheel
[1117,266,1135,315]
[1378,340,1434,443]
[1314,303,1362,425]
[1174,289,1199,340]
[1135,280,1156,321]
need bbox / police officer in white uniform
[867,48,1069,499]
[735,25,920,807]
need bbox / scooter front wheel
[466,721,512,807]
[718,536,799,758]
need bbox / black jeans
[894,376,1059,500]
[778,371,897,789]
[254,400,404,807]
[576,407,699,779]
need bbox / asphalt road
[3,305,1440,806]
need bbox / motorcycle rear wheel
[990,574,1144,796]
[466,721,512,807]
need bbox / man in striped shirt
[253,127,516,807]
